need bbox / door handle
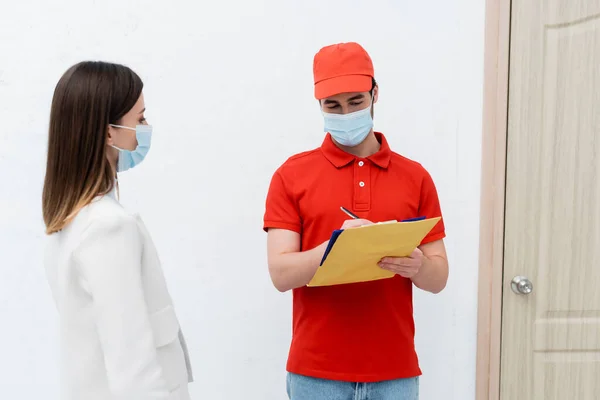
[511,276,533,295]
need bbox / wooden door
[501,0,600,399]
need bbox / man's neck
[337,130,381,158]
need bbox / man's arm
[266,229,327,292]
[411,239,448,293]
[267,219,373,292]
[378,239,449,294]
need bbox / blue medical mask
[323,97,374,147]
[109,124,153,172]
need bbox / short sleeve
[263,169,302,233]
[418,169,446,245]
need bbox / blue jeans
[287,373,419,400]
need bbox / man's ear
[372,84,379,104]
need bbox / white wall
[0,1,485,399]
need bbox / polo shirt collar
[321,132,392,169]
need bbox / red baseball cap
[313,42,374,100]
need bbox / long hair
[42,61,143,234]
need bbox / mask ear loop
[109,124,136,131]
[109,124,136,151]
[370,92,376,127]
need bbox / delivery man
[263,42,448,400]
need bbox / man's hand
[378,248,424,278]
[341,219,373,229]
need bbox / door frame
[475,0,512,399]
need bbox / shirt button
[358,161,364,167]
[359,181,365,187]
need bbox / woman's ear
[106,125,115,146]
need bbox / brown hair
[42,61,143,234]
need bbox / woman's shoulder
[86,194,129,218]
[69,195,137,238]
[45,196,140,270]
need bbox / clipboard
[308,216,441,287]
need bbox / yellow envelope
[307,217,441,287]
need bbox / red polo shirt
[263,132,445,382]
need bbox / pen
[340,206,359,219]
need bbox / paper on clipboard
[307,217,441,287]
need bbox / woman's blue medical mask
[109,124,152,172]
[322,96,374,147]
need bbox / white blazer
[44,191,193,400]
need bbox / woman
[42,61,193,400]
